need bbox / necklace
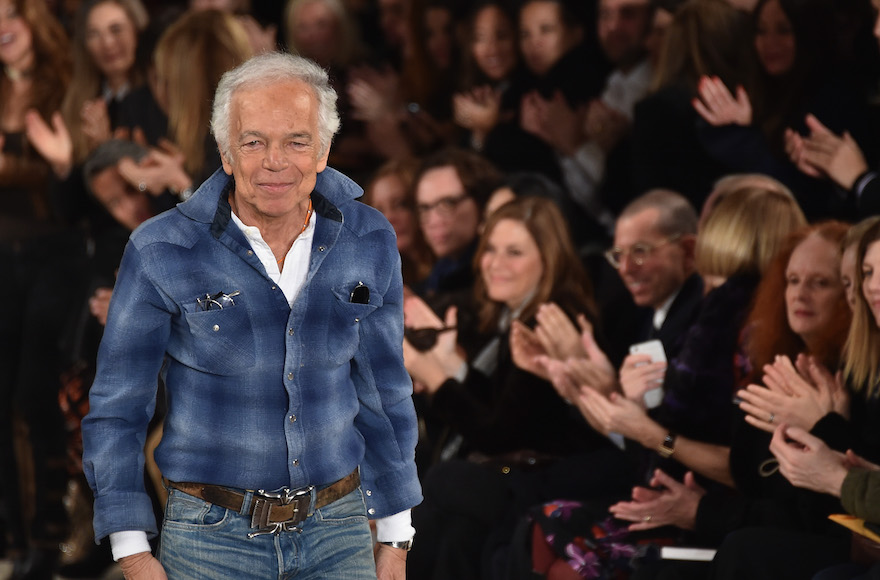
[3,65,33,82]
[277,197,313,269]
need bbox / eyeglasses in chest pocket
[180,301,256,375]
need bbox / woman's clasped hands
[737,353,848,433]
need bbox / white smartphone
[629,339,667,408]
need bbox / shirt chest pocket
[325,291,379,366]
[178,305,257,375]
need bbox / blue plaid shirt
[82,167,422,542]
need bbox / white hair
[210,52,340,160]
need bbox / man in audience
[412,148,504,300]
[602,189,704,364]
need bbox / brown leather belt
[167,469,360,536]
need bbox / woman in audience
[151,9,251,187]
[404,195,605,580]
[0,0,76,575]
[692,0,871,221]
[519,188,809,578]
[631,0,752,209]
[60,0,148,171]
[361,158,434,286]
[453,0,522,151]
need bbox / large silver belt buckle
[247,486,314,538]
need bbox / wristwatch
[379,540,413,551]
[657,432,677,458]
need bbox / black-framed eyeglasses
[604,234,681,269]
[416,194,469,221]
[196,290,241,311]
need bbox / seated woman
[519,188,812,579]
[403,196,606,580]
[706,218,880,580]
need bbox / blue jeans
[158,486,377,579]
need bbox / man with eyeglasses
[81,53,421,580]
[602,189,703,364]
[411,148,504,301]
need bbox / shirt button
[365,489,372,496]
[289,415,297,423]
[287,372,294,380]
[271,286,277,290]
[354,318,360,323]
[292,459,300,466]
[368,508,375,515]
[212,325,220,332]
[318,246,325,252]
[288,328,294,336]
[247,250,254,256]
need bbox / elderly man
[82,53,421,579]
[600,189,704,364]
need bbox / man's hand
[375,543,407,580]
[619,353,666,404]
[119,552,167,580]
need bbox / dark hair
[415,148,506,212]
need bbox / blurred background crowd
[4,0,880,578]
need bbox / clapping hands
[609,469,705,531]
[737,354,847,433]
[784,114,869,190]
[692,75,752,127]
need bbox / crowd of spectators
[4,0,880,578]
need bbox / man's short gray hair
[618,189,698,237]
[211,52,340,161]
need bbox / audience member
[151,9,252,186]
[453,0,521,152]
[60,0,149,169]
[0,0,73,575]
[411,147,504,309]
[631,0,752,209]
[404,195,603,580]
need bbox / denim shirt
[82,167,422,542]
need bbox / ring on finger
[643,515,652,522]
[768,413,775,424]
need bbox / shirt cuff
[110,530,152,561]
[374,509,415,542]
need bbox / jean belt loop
[239,489,254,516]
[306,485,318,517]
